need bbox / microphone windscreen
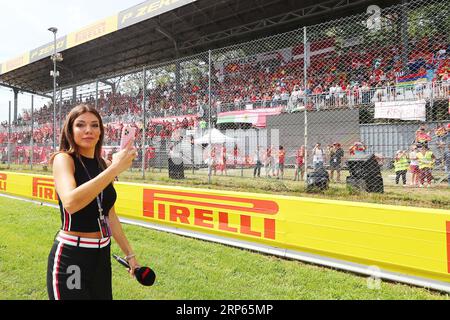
[135,267,156,286]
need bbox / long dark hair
[49,104,106,170]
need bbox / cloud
[67,5,83,30]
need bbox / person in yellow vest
[394,150,409,186]
[417,145,436,188]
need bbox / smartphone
[120,126,136,150]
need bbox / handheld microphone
[113,254,156,286]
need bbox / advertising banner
[150,114,198,124]
[30,36,67,63]
[375,100,426,121]
[118,0,197,29]
[1,171,449,286]
[1,53,30,74]
[0,0,197,74]
[67,15,118,48]
[217,107,284,128]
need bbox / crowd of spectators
[216,36,449,112]
[2,35,449,154]
[0,123,53,145]
[9,35,449,125]
[103,116,197,145]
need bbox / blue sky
[0,0,143,122]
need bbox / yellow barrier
[1,171,449,285]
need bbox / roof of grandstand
[0,0,401,94]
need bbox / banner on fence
[374,100,426,121]
[150,115,198,125]
[217,107,283,127]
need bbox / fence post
[59,87,62,138]
[400,0,409,76]
[7,101,11,169]
[142,68,147,179]
[303,26,309,182]
[208,49,212,184]
[429,82,434,121]
[95,80,99,109]
[192,135,195,175]
[31,95,34,170]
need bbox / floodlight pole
[303,26,308,182]
[142,67,147,180]
[7,101,11,169]
[31,95,34,170]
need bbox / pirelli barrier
[1,171,449,292]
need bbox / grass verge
[0,196,448,300]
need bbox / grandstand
[0,0,449,189]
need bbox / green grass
[2,163,449,210]
[0,196,448,300]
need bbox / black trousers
[47,238,112,300]
[395,170,407,185]
[253,161,262,177]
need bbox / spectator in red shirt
[276,146,286,180]
[415,125,432,147]
[233,144,239,166]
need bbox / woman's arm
[109,206,140,275]
[53,153,120,214]
[53,141,135,214]
[109,206,134,257]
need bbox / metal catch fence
[2,0,449,192]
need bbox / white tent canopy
[194,128,236,144]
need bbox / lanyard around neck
[78,156,105,219]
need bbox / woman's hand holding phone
[120,126,137,150]
[111,139,136,175]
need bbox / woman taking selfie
[47,104,140,300]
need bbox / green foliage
[407,3,450,39]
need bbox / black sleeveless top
[58,154,117,232]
